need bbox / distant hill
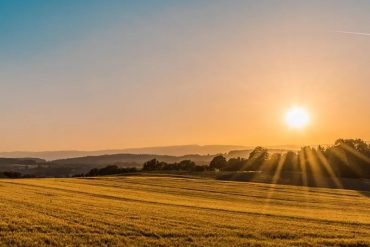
[0,145,246,160]
[0,158,45,165]
[0,146,299,177]
[0,153,218,177]
[50,153,216,166]
[227,148,293,159]
[0,144,304,160]
[0,158,46,172]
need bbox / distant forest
[140,138,370,179]
[0,139,369,180]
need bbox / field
[0,175,369,246]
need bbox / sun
[285,106,310,129]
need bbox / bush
[85,165,138,177]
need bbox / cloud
[335,31,370,36]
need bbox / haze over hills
[0,145,246,160]
[0,144,303,160]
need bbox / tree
[85,165,137,177]
[224,157,246,171]
[178,160,196,171]
[328,138,370,178]
[283,151,298,172]
[248,147,269,160]
[2,171,22,178]
[142,159,160,171]
[209,155,227,170]
[247,147,269,170]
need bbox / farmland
[0,175,369,246]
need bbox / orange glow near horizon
[0,1,369,152]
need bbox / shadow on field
[359,190,370,198]
[216,171,370,192]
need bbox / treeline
[73,165,138,177]
[0,171,36,179]
[127,138,369,179]
[209,139,370,179]
[76,160,208,177]
[1,138,369,179]
[142,159,209,172]
[78,138,370,179]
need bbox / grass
[0,175,369,246]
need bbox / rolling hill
[0,145,247,160]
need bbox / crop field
[0,175,369,246]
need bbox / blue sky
[0,0,369,151]
[2,0,369,57]
[0,0,168,59]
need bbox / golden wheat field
[0,175,369,247]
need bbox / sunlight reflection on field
[0,176,369,246]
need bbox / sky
[0,0,369,151]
